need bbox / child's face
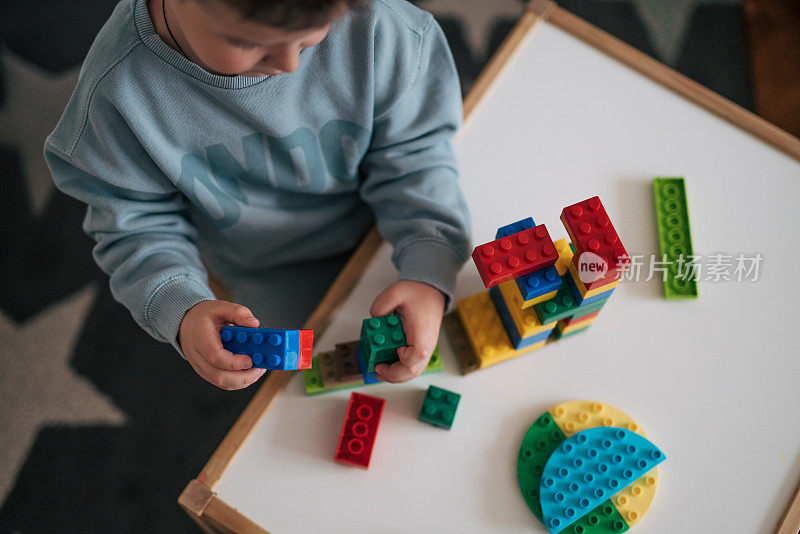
[171,0,343,77]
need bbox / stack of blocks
[449,197,629,372]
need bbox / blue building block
[567,272,616,306]
[516,265,562,303]
[495,217,535,239]
[490,286,555,349]
[220,326,300,370]
[356,346,380,384]
[539,427,666,533]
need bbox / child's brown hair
[204,0,368,30]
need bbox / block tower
[445,196,629,373]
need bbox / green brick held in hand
[653,177,698,299]
[419,385,460,429]
[360,314,407,373]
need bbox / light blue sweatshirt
[44,0,471,355]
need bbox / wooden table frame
[178,2,800,532]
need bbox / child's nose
[266,46,300,74]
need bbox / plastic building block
[302,358,327,394]
[552,325,590,339]
[498,281,557,338]
[220,326,300,370]
[653,178,698,299]
[539,427,665,533]
[568,269,616,306]
[419,385,461,429]
[562,311,600,326]
[568,260,620,300]
[496,217,535,239]
[567,502,630,534]
[356,346,380,384]
[534,277,611,325]
[298,330,314,370]
[490,286,555,349]
[561,197,629,290]
[557,316,596,336]
[471,225,558,288]
[549,401,648,439]
[303,346,443,395]
[554,238,574,277]
[455,291,543,370]
[514,266,562,307]
[517,412,568,521]
[319,342,363,389]
[442,311,480,374]
[334,392,385,469]
[359,315,407,373]
[612,471,659,527]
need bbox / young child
[45,0,471,390]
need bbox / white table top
[213,20,800,534]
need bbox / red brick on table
[471,225,558,288]
[560,196,629,289]
[334,392,385,469]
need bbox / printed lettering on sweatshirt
[177,119,370,229]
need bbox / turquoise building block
[539,427,666,533]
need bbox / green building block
[534,279,610,325]
[552,325,591,339]
[518,412,567,521]
[653,177,698,299]
[359,314,407,372]
[419,385,461,429]
[565,502,629,534]
[303,346,442,395]
[517,413,629,533]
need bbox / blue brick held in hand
[220,325,300,370]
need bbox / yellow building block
[549,400,658,528]
[556,316,596,334]
[455,291,540,369]
[568,259,620,298]
[498,281,557,337]
[553,238,573,276]
[613,470,658,527]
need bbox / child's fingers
[213,301,260,327]
[375,350,427,383]
[187,351,267,390]
[369,285,401,318]
[197,322,254,370]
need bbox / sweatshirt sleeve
[44,96,216,357]
[358,15,472,309]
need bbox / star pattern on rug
[621,0,740,65]
[416,0,526,58]
[0,284,127,503]
[0,50,80,215]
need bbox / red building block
[560,196,629,289]
[561,310,600,326]
[334,392,385,469]
[298,330,314,370]
[471,225,558,288]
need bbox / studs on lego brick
[419,385,461,429]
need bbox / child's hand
[178,300,267,390]
[370,280,445,383]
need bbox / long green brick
[303,346,442,395]
[653,177,698,299]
